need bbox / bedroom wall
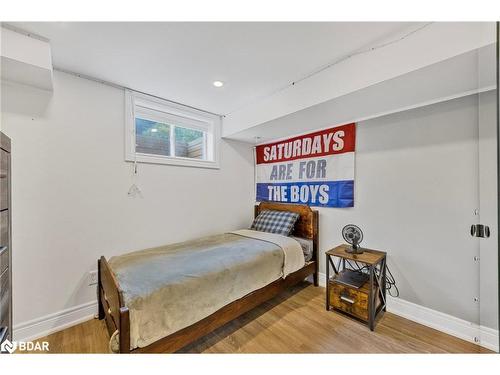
[0,70,255,335]
[264,94,485,325]
[345,95,482,324]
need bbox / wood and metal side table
[326,244,387,331]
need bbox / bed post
[97,258,105,320]
[119,307,130,353]
[98,255,131,353]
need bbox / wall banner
[255,123,355,208]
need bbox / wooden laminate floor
[18,282,492,354]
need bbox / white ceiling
[11,22,418,115]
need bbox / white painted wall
[350,96,480,324]
[0,71,255,329]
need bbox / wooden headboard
[254,202,319,263]
[254,202,317,239]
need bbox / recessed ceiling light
[151,128,158,133]
[213,81,224,88]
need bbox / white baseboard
[479,325,500,352]
[13,301,98,342]
[318,272,498,352]
[11,275,500,353]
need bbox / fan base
[345,246,364,255]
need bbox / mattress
[107,230,304,351]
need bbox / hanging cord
[133,148,138,176]
[344,259,400,298]
[127,92,142,197]
[128,153,142,197]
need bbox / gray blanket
[108,231,301,351]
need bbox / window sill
[125,153,220,169]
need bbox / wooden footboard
[97,256,130,353]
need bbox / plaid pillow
[251,210,300,236]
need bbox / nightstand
[326,245,387,331]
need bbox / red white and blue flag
[255,123,355,208]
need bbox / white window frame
[125,90,220,169]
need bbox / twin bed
[97,202,319,353]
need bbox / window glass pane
[135,118,170,156]
[174,126,205,159]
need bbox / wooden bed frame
[97,202,319,353]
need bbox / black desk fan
[342,224,364,254]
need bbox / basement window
[125,90,220,169]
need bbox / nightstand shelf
[326,245,387,331]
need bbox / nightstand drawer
[329,282,369,321]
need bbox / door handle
[471,224,490,238]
